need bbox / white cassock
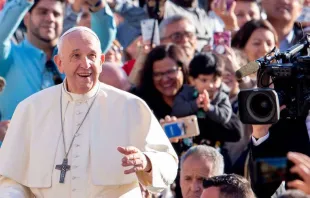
[0,82,178,198]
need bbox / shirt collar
[23,39,45,59]
[62,79,100,102]
[285,29,294,44]
[23,39,58,61]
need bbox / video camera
[237,34,310,124]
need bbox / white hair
[159,15,195,39]
[180,145,224,177]
[57,26,101,54]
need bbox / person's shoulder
[220,83,231,95]
[179,84,195,95]
[19,84,61,106]
[217,89,230,101]
[13,85,61,118]
[99,83,153,114]
[99,82,147,103]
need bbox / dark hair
[232,19,278,49]
[29,0,65,12]
[203,174,256,198]
[189,53,224,78]
[138,44,188,98]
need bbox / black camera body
[238,88,280,124]
[238,35,310,124]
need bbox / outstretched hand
[117,146,152,174]
[211,0,239,31]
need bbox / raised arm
[89,0,117,53]
[62,4,81,33]
[113,0,147,30]
[0,0,33,75]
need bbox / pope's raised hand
[117,146,152,174]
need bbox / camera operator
[248,108,310,198]
[235,35,310,197]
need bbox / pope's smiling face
[54,30,105,94]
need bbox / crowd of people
[0,0,310,197]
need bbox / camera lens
[250,93,272,118]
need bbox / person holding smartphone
[249,115,310,198]
[171,53,240,146]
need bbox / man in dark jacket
[250,114,310,198]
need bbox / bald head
[57,26,101,55]
[99,62,131,91]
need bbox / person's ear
[24,13,30,29]
[54,55,64,73]
[188,76,195,86]
[100,54,105,65]
[98,54,105,74]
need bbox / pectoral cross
[55,158,71,183]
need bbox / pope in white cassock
[0,27,178,198]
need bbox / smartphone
[213,31,231,54]
[226,0,234,10]
[254,157,287,185]
[214,0,234,10]
[140,19,160,46]
[253,157,302,187]
[162,115,200,139]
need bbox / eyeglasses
[162,31,195,43]
[153,67,180,81]
[110,45,123,53]
[41,60,63,90]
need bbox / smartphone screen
[254,157,287,184]
[213,31,231,54]
[140,19,160,46]
[163,122,186,138]
[226,0,234,10]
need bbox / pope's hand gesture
[117,146,152,174]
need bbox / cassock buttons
[72,188,76,192]
[75,144,80,147]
